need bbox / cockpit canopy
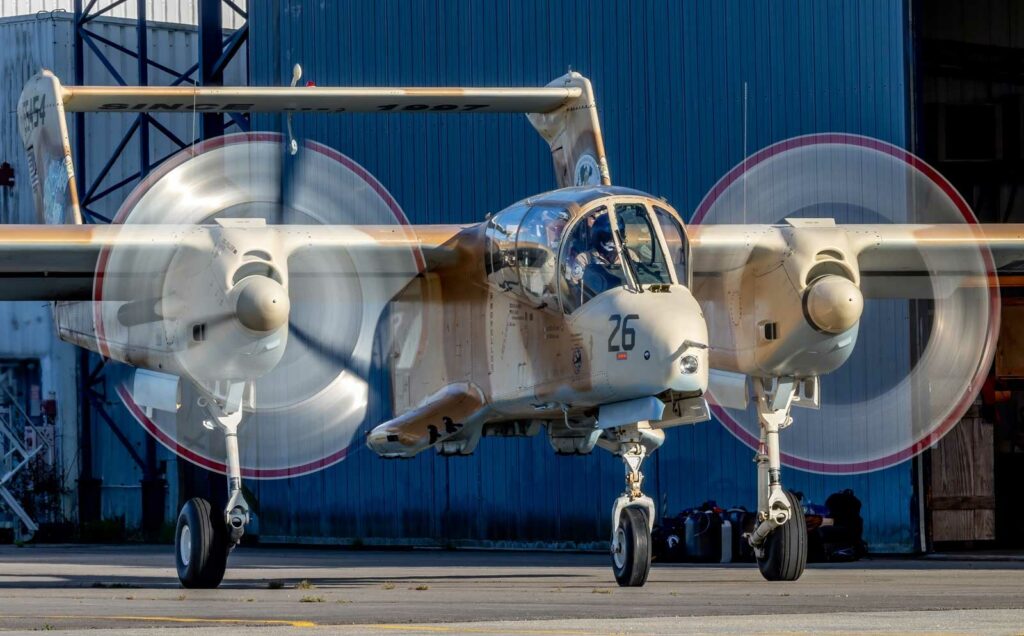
[484,189,688,313]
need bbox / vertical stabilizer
[527,71,611,189]
[18,70,82,225]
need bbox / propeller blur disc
[694,133,998,474]
[100,133,421,478]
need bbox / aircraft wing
[0,224,461,301]
[0,225,170,301]
[847,224,1024,297]
[689,223,1024,299]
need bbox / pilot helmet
[591,215,617,257]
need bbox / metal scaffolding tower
[0,369,44,541]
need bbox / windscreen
[653,206,688,285]
[616,203,672,285]
[560,202,672,313]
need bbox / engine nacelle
[164,222,292,391]
[755,224,865,377]
[700,221,865,378]
[61,220,295,416]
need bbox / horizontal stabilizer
[58,85,582,114]
[24,69,610,195]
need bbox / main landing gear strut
[747,377,807,581]
[174,393,252,588]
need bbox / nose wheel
[175,497,231,588]
[611,506,651,587]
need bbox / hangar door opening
[915,0,1024,549]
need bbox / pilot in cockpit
[569,211,636,298]
[576,216,618,267]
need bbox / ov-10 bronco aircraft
[7,68,1021,588]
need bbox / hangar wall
[244,0,917,552]
[1,1,248,29]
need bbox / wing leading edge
[0,224,462,301]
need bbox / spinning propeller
[99,133,420,477]
[695,134,997,474]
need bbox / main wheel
[175,497,231,588]
[757,489,807,581]
[611,506,651,587]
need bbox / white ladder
[0,371,43,540]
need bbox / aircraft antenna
[742,81,748,225]
[287,64,303,155]
[190,82,198,154]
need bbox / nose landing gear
[604,423,663,587]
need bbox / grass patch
[591,588,612,594]
[382,582,395,590]
[299,595,324,603]
[295,579,315,590]
[412,585,429,591]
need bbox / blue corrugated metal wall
[240,0,915,552]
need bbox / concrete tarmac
[0,545,1022,634]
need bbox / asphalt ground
[0,545,1022,634]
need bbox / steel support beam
[136,0,150,176]
[199,0,226,139]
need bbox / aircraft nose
[624,286,709,395]
[573,285,709,398]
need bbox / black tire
[611,507,651,587]
[175,497,230,589]
[757,489,807,581]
